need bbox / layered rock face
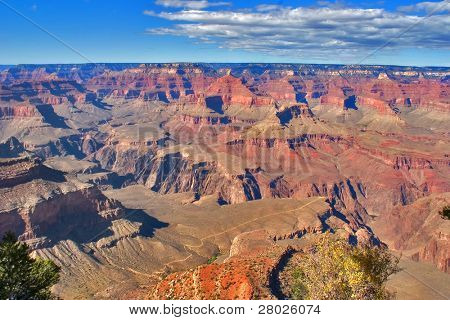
[255,78,297,104]
[151,230,288,300]
[83,63,450,113]
[0,64,137,85]
[204,74,274,108]
[371,193,450,273]
[151,226,378,300]
[0,157,49,188]
[317,76,449,113]
[2,79,85,100]
[0,136,25,158]
[0,63,449,298]
[417,232,449,273]
[0,105,39,118]
[87,64,215,103]
[0,157,124,245]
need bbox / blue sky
[0,0,448,66]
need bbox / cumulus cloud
[255,4,287,12]
[399,1,450,13]
[145,2,450,60]
[155,0,230,10]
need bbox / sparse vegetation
[0,232,60,300]
[291,234,400,300]
[207,252,220,264]
[439,205,450,220]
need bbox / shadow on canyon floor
[44,208,169,246]
[36,104,70,129]
[125,208,169,238]
[205,96,224,114]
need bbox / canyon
[0,63,449,299]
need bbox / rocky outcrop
[321,95,346,108]
[87,64,215,103]
[353,143,448,170]
[0,105,39,118]
[0,137,26,158]
[0,157,124,245]
[178,114,232,125]
[27,135,87,159]
[143,153,260,204]
[205,75,274,108]
[0,157,60,188]
[371,193,450,273]
[256,78,297,104]
[151,230,292,300]
[0,80,90,103]
[414,232,449,273]
[310,75,449,114]
[357,96,394,114]
[150,222,381,300]
[277,104,314,124]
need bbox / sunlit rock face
[0,63,449,299]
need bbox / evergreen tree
[0,232,60,300]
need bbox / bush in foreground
[0,232,60,300]
[292,234,400,300]
[440,205,450,220]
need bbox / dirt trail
[96,197,323,281]
[163,197,323,269]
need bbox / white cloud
[255,4,287,12]
[145,2,450,60]
[155,0,230,10]
[399,1,450,13]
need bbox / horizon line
[1,62,450,69]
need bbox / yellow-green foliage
[207,252,220,264]
[292,234,400,300]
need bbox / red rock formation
[205,75,274,108]
[415,231,449,273]
[151,230,289,300]
[357,78,448,112]
[88,65,215,103]
[0,67,57,84]
[257,78,297,104]
[357,96,394,114]
[0,157,124,243]
[321,95,346,108]
[309,75,449,114]
[150,225,381,300]
[0,105,39,118]
[353,142,449,170]
[0,80,95,109]
[371,193,449,273]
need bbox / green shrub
[440,205,450,220]
[0,232,60,300]
[207,253,219,264]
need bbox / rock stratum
[0,63,449,299]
